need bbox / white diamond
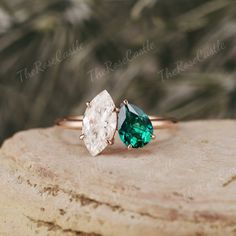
[82,90,117,156]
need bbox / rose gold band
[56,116,178,130]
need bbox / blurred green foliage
[0,0,235,143]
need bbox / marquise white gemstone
[82,90,117,156]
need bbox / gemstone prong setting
[113,107,120,113]
[123,99,129,105]
[127,144,132,150]
[86,102,91,108]
[107,139,114,145]
[80,134,85,140]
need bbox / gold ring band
[56,115,178,130]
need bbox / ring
[56,90,178,156]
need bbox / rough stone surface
[82,90,117,156]
[0,120,236,236]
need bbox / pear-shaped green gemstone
[118,103,154,148]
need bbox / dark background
[0,0,235,144]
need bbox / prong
[151,134,156,139]
[107,139,114,145]
[113,107,120,113]
[86,101,91,107]
[79,134,85,140]
[123,99,129,105]
[127,144,132,150]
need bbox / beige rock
[0,120,236,236]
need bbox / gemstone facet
[82,90,117,156]
[118,103,154,148]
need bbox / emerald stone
[118,103,154,148]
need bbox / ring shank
[56,116,177,130]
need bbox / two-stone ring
[56,90,177,156]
